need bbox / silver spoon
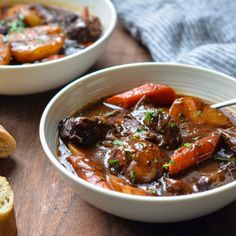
[211,98,236,109]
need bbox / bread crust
[0,125,16,158]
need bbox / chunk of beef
[58,117,113,147]
[64,15,102,45]
[108,139,165,183]
[103,110,165,145]
[131,104,181,149]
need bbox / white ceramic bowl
[0,0,116,95]
[39,63,236,222]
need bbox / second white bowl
[0,0,117,95]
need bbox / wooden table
[1,23,236,236]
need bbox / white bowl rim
[39,62,236,202]
[0,0,117,70]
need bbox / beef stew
[57,83,236,196]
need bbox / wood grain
[0,23,236,236]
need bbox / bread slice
[0,177,16,236]
[0,125,16,158]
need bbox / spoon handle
[211,98,236,109]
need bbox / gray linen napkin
[113,0,236,77]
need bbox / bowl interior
[1,0,115,40]
[41,63,236,191]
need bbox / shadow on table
[0,158,16,177]
[111,200,236,236]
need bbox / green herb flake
[162,160,175,170]
[9,16,26,33]
[214,156,236,164]
[169,122,177,129]
[196,111,203,117]
[136,127,147,133]
[104,111,114,117]
[96,142,101,148]
[108,159,120,172]
[158,108,164,112]
[130,170,136,183]
[141,142,147,148]
[183,143,193,148]
[113,139,124,146]
[133,133,141,140]
[143,110,157,123]
[154,158,159,163]
[0,20,6,26]
[19,14,25,21]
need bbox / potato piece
[8,25,65,63]
[67,155,111,190]
[0,125,16,158]
[0,176,16,236]
[5,4,44,26]
[108,175,153,196]
[169,97,232,128]
[0,35,11,65]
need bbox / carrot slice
[105,83,176,109]
[169,132,220,175]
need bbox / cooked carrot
[169,132,220,175]
[105,83,176,109]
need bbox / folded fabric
[113,0,236,77]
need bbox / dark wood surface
[0,23,236,236]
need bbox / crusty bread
[0,177,16,236]
[0,125,16,158]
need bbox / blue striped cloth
[113,0,236,77]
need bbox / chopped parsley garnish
[19,14,24,21]
[96,142,101,147]
[163,160,175,170]
[154,158,159,163]
[158,108,164,112]
[136,127,147,133]
[130,170,136,183]
[103,111,114,117]
[114,123,121,131]
[196,111,203,117]
[214,156,236,164]
[183,143,193,148]
[133,133,141,140]
[112,139,124,146]
[141,142,147,148]
[169,122,177,129]
[9,16,26,33]
[143,110,157,123]
[0,20,6,26]
[108,159,120,172]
